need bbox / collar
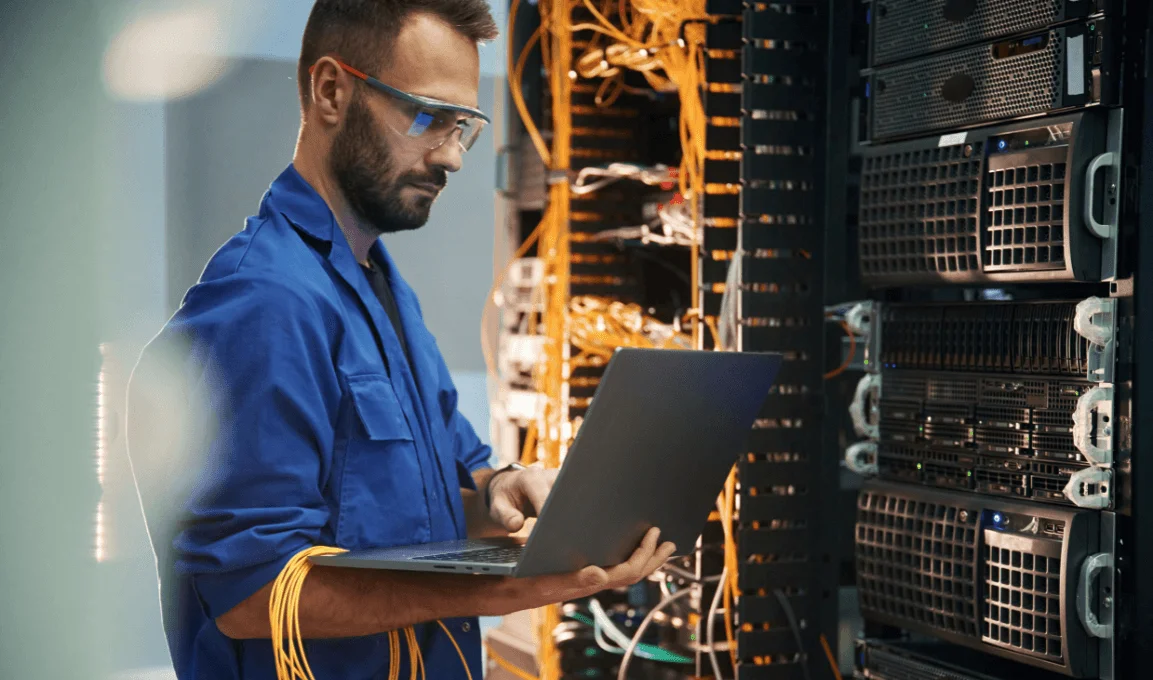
[269,163,337,243]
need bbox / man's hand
[486,466,559,532]
[482,527,678,616]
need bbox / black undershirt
[360,258,411,363]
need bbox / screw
[1104,595,1114,608]
[959,510,969,522]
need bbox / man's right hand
[481,527,677,616]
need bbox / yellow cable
[820,634,844,680]
[269,547,469,680]
[436,621,475,680]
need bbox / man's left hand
[487,467,559,532]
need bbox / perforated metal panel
[870,0,1085,66]
[859,143,982,277]
[983,533,1066,661]
[857,488,981,637]
[865,21,1109,142]
[985,148,1068,271]
[880,302,1091,376]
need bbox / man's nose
[425,137,464,174]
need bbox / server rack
[842,1,1141,680]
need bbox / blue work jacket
[128,164,490,680]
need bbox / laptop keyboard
[422,546,525,564]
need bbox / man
[126,1,676,679]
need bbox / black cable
[774,589,812,680]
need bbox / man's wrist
[484,462,526,510]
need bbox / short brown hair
[297,0,499,107]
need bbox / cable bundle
[269,547,471,680]
[569,296,692,360]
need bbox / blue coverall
[129,164,489,680]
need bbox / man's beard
[330,95,447,235]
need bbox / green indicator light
[924,23,929,29]
[968,471,973,477]
[585,648,598,658]
[690,634,698,641]
[1090,23,1096,31]
[864,359,870,365]
[917,463,923,470]
[1024,140,1030,146]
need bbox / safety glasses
[311,58,490,152]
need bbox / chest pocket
[335,374,431,549]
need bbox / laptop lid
[513,348,782,578]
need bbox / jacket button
[461,622,471,633]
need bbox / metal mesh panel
[860,144,982,277]
[984,148,1068,271]
[983,534,1065,662]
[870,28,1065,140]
[872,0,1065,66]
[856,489,980,637]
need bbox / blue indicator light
[997,139,1008,151]
[993,512,1003,523]
[865,81,871,98]
[1023,36,1043,47]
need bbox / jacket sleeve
[134,273,342,620]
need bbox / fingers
[522,469,556,517]
[488,494,525,532]
[641,541,678,576]
[604,527,660,584]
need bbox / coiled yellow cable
[270,546,472,680]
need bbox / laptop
[311,348,782,578]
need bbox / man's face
[329,13,482,236]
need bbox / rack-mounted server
[858,111,1121,286]
[867,0,1108,68]
[856,481,1113,677]
[863,19,1116,143]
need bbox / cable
[269,547,470,680]
[616,586,695,680]
[819,634,844,680]
[705,566,728,680]
[584,600,693,664]
[436,620,475,680]
[773,589,812,680]
[823,319,856,380]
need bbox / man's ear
[307,56,353,127]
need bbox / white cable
[588,599,636,649]
[572,163,673,195]
[706,566,728,680]
[594,620,626,654]
[617,587,695,680]
[717,248,742,350]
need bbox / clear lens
[386,101,486,152]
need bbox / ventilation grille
[983,534,1065,662]
[881,302,1090,376]
[875,373,1094,503]
[984,147,1068,271]
[871,0,1066,66]
[860,144,982,277]
[856,489,980,638]
[870,28,1065,140]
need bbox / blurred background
[0,2,508,678]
